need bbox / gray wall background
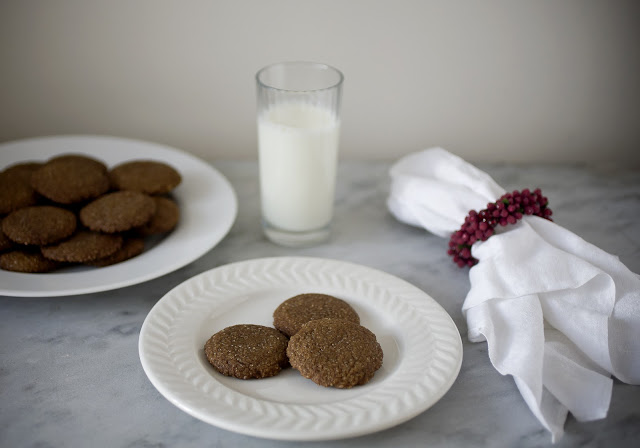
[1,0,638,164]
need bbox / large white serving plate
[139,257,463,441]
[0,135,237,297]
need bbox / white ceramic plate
[139,257,463,441]
[0,135,237,297]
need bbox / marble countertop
[1,160,639,448]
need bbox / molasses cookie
[2,161,43,178]
[0,249,60,273]
[89,237,144,267]
[273,293,360,337]
[0,166,40,215]
[48,154,107,172]
[287,318,383,388]
[41,230,123,263]
[31,157,110,204]
[0,220,14,252]
[79,191,156,233]
[109,160,181,195]
[204,324,289,380]
[2,206,76,246]
[135,196,179,236]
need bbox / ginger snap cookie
[135,196,179,236]
[2,206,77,246]
[48,154,107,173]
[0,219,16,252]
[31,157,110,204]
[41,230,123,263]
[89,237,144,267]
[204,324,289,380]
[0,164,41,215]
[2,161,43,178]
[79,191,156,233]
[109,160,181,195]
[287,318,383,388]
[273,293,360,337]
[0,249,61,273]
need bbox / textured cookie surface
[204,324,289,380]
[287,318,383,388]
[90,237,144,266]
[109,160,181,194]
[31,157,110,204]
[2,206,77,245]
[0,249,61,273]
[48,154,107,172]
[41,231,123,262]
[0,167,40,214]
[273,293,360,337]
[80,191,156,233]
[2,161,44,178]
[0,219,15,252]
[136,196,180,235]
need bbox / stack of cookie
[0,154,180,273]
[204,293,384,389]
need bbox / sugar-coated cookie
[31,157,110,204]
[0,163,41,214]
[0,218,16,252]
[89,237,144,267]
[204,324,289,380]
[135,196,179,236]
[48,154,107,173]
[2,206,76,246]
[109,160,181,195]
[273,293,360,337]
[0,249,60,273]
[41,230,123,263]
[80,191,156,233]
[287,318,383,388]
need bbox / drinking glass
[256,61,344,247]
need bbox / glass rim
[256,61,344,93]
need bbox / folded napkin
[388,148,640,441]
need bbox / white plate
[139,257,463,441]
[0,135,237,297]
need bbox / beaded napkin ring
[448,188,553,267]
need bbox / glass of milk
[256,61,344,247]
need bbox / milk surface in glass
[258,102,340,232]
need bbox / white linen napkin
[387,147,640,441]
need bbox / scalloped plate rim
[138,256,463,441]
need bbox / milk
[258,102,340,232]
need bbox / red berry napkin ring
[448,188,553,267]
